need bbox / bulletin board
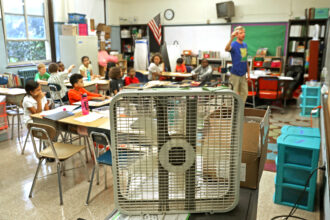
[232,23,288,57]
[164,24,231,57]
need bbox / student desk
[72,98,112,108]
[136,71,196,78]
[0,88,26,106]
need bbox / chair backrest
[90,131,111,165]
[48,83,61,92]
[186,66,193,73]
[28,123,57,140]
[135,71,148,83]
[247,79,256,92]
[257,76,280,91]
[27,123,58,159]
[90,131,111,146]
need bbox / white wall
[108,0,330,25]
[53,0,106,24]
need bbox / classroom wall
[107,0,330,25]
[53,0,106,24]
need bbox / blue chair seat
[97,150,112,166]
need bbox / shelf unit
[252,56,283,74]
[285,18,329,80]
[120,24,149,67]
[275,131,320,211]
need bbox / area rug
[265,114,310,172]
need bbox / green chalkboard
[232,24,287,57]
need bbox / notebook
[43,111,74,121]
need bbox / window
[1,0,51,65]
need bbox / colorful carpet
[265,114,310,172]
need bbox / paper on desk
[40,105,78,116]
[74,112,104,123]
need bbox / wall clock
[164,9,175,20]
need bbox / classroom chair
[256,76,284,113]
[246,79,256,108]
[86,131,112,205]
[28,123,88,205]
[48,83,66,106]
[6,104,23,140]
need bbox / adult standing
[225,26,250,103]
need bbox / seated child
[175,58,187,81]
[23,80,50,124]
[35,63,50,85]
[57,61,75,74]
[191,58,213,82]
[148,53,165,81]
[47,63,69,102]
[124,67,140,86]
[68,74,108,104]
[110,67,124,95]
[79,56,99,79]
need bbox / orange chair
[246,79,256,108]
[256,76,284,113]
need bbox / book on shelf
[290,25,307,37]
[288,56,304,66]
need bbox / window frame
[0,0,51,66]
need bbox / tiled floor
[0,106,320,220]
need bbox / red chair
[247,79,256,108]
[256,76,284,113]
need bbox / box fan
[109,88,244,215]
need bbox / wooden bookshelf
[285,18,329,80]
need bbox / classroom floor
[0,105,320,220]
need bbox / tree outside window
[1,0,51,65]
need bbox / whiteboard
[164,25,231,59]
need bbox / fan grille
[110,89,243,215]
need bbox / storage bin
[277,134,320,169]
[253,61,263,67]
[277,165,315,187]
[301,85,321,97]
[281,125,320,138]
[274,183,315,211]
[300,95,320,106]
[68,13,86,24]
[300,104,320,117]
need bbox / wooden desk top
[161,72,193,77]
[136,71,195,78]
[0,88,26,95]
[65,81,96,88]
[59,112,109,129]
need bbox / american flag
[148,13,162,45]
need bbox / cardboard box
[62,25,77,36]
[240,108,270,189]
[90,19,95,31]
[97,24,111,33]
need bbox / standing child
[23,80,49,124]
[175,58,187,81]
[124,67,140,86]
[109,67,124,95]
[35,63,50,85]
[79,56,98,79]
[148,53,165,80]
[48,63,69,102]
[68,74,108,104]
